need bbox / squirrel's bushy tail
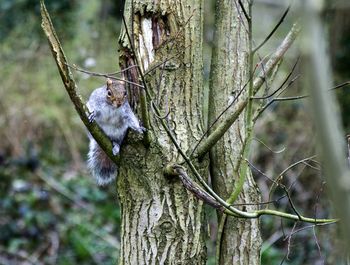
[87,140,117,186]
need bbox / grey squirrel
[87,78,145,186]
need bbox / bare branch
[196,23,300,158]
[253,137,286,154]
[252,57,300,100]
[268,155,317,198]
[253,75,300,120]
[40,1,117,164]
[66,63,145,88]
[237,0,251,22]
[252,4,291,53]
[164,164,224,210]
[164,163,336,224]
[268,81,350,101]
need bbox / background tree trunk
[117,0,208,264]
[208,1,261,264]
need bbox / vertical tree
[116,1,208,263]
[208,1,261,264]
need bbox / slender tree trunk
[117,1,207,264]
[209,1,261,264]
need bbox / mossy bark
[117,0,207,264]
[208,0,261,264]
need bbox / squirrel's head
[106,78,127,108]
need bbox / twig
[246,159,280,186]
[231,195,287,207]
[189,81,248,158]
[40,1,118,165]
[253,75,299,121]
[313,226,323,263]
[121,14,151,143]
[281,185,302,220]
[164,164,224,210]
[268,155,317,200]
[238,0,251,21]
[164,163,337,224]
[288,221,337,237]
[196,23,301,158]
[252,4,291,53]
[67,63,144,88]
[285,222,298,260]
[151,101,171,119]
[277,155,317,181]
[253,137,286,154]
[252,57,300,100]
[301,161,321,171]
[270,80,350,101]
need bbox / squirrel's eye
[107,90,112,97]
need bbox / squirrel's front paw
[88,111,95,123]
[112,144,120,156]
[130,125,146,134]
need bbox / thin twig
[189,80,249,158]
[231,195,287,207]
[252,4,291,53]
[196,23,301,158]
[252,57,300,100]
[238,0,251,21]
[281,185,302,220]
[253,137,286,154]
[165,164,224,210]
[164,160,337,224]
[121,14,152,143]
[66,63,145,88]
[253,75,300,121]
[285,222,298,260]
[246,159,280,185]
[271,80,350,101]
[277,155,317,180]
[40,1,118,165]
[288,221,337,237]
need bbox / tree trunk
[208,1,261,264]
[117,1,207,264]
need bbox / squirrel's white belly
[100,122,128,142]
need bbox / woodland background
[1,0,350,264]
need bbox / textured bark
[208,1,262,264]
[117,1,207,264]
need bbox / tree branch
[165,163,337,224]
[66,63,144,88]
[164,164,224,210]
[196,22,301,158]
[40,1,118,163]
[252,4,290,53]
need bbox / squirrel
[87,78,145,186]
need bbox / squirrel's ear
[117,80,126,87]
[106,78,113,88]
